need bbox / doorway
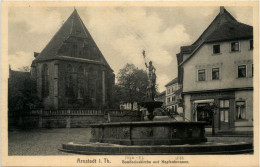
[219,99,230,130]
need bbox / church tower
[31,9,115,109]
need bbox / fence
[8,109,143,128]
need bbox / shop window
[236,101,246,120]
[196,103,212,124]
[213,44,220,54]
[250,40,253,50]
[238,65,246,78]
[198,69,206,81]
[212,68,219,80]
[231,42,239,52]
[219,100,229,123]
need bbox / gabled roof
[156,91,166,97]
[35,9,112,71]
[205,21,253,43]
[179,7,253,66]
[165,77,178,87]
[179,7,248,55]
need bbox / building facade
[30,9,115,109]
[177,7,253,134]
[165,78,183,113]
[155,91,166,105]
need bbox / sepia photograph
[1,1,259,166]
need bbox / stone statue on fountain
[143,50,156,101]
[140,50,162,120]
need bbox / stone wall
[107,110,143,122]
[9,109,105,128]
[8,109,143,128]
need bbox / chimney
[220,6,225,15]
[34,52,39,58]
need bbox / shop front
[189,91,236,133]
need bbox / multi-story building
[30,9,115,109]
[177,7,253,134]
[165,78,183,113]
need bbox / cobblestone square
[8,128,253,155]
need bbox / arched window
[65,64,74,97]
[88,67,97,99]
[77,66,84,99]
[42,64,49,97]
[72,44,77,57]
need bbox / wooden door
[219,100,230,130]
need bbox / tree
[8,67,42,114]
[115,63,149,111]
[18,66,30,72]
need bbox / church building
[30,9,115,109]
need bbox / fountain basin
[90,121,207,145]
[60,142,253,155]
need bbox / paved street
[8,128,253,155]
[8,128,91,155]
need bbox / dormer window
[213,44,220,54]
[250,40,253,50]
[231,42,240,52]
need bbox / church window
[66,64,75,97]
[42,64,49,97]
[77,66,84,99]
[72,44,77,57]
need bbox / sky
[8,6,253,92]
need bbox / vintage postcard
[1,1,259,167]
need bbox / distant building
[177,7,253,134]
[155,91,166,105]
[30,9,115,109]
[120,102,139,110]
[165,78,183,113]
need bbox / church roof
[180,7,252,54]
[179,7,253,66]
[35,9,112,71]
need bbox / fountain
[139,52,163,121]
[59,51,253,154]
